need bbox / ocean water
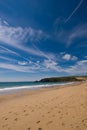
[0,81,74,94]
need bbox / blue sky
[0,0,87,81]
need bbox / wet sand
[0,82,87,130]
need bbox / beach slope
[0,82,87,130]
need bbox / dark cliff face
[39,76,85,82]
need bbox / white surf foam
[0,82,74,92]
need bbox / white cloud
[43,59,57,68]
[62,54,71,61]
[0,18,86,75]
[18,61,28,65]
[43,59,63,72]
[71,56,78,61]
[77,60,87,65]
[62,53,78,61]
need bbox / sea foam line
[0,82,74,92]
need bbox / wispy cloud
[18,61,28,65]
[0,63,34,72]
[0,23,46,45]
[0,54,87,75]
[0,45,31,62]
[0,45,19,55]
[43,59,58,71]
[42,58,87,75]
[0,18,9,26]
[84,56,87,58]
[64,60,87,74]
[0,59,41,73]
[54,21,87,45]
[68,23,87,44]
[65,0,84,23]
[0,18,49,58]
[0,56,17,63]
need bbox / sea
[0,81,74,94]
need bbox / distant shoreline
[0,75,87,95]
[0,81,77,95]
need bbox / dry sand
[0,82,87,130]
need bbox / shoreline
[0,81,82,102]
[0,81,82,96]
[0,81,87,130]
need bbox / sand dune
[0,82,87,130]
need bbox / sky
[0,0,87,81]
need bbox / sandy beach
[0,82,87,130]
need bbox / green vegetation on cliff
[39,76,87,82]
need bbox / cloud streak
[54,22,87,45]
[65,0,84,23]
[0,50,87,76]
[0,58,87,75]
[0,24,46,45]
[0,18,52,59]
[68,23,87,44]
[64,60,87,74]
[0,45,19,55]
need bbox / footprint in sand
[42,115,45,117]
[2,116,5,119]
[82,118,87,127]
[5,118,8,120]
[76,125,79,128]
[36,121,40,124]
[55,106,58,108]
[2,124,8,128]
[13,112,18,115]
[14,118,18,121]
[52,115,55,117]
[58,110,61,113]
[70,124,73,128]
[25,113,29,116]
[31,110,34,112]
[65,112,68,115]
[61,123,65,126]
[60,102,63,104]
[80,103,84,106]
[38,128,42,130]
[59,116,63,119]
[47,121,53,125]
[8,111,12,114]
[27,128,31,130]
